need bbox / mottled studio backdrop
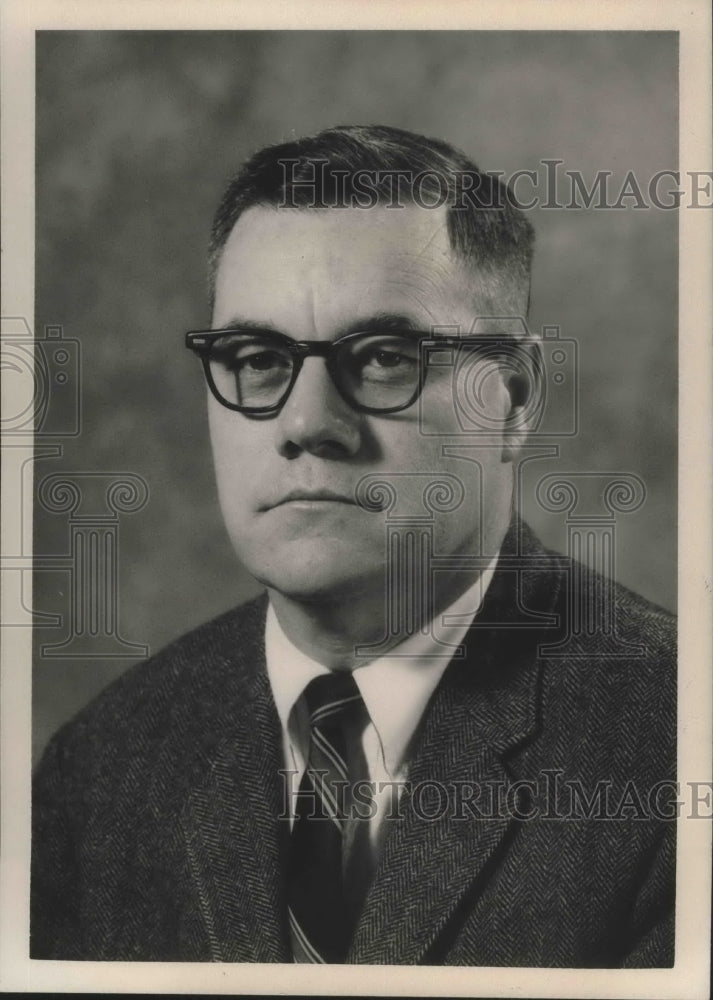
[32,31,677,761]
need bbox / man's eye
[367,349,411,369]
[241,350,288,372]
[360,349,418,379]
[223,348,290,374]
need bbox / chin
[246,553,385,605]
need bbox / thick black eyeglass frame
[184,328,513,416]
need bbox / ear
[500,341,543,463]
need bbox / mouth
[261,489,358,511]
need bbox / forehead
[212,205,477,332]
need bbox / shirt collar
[265,554,499,777]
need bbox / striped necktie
[287,671,369,964]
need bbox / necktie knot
[303,671,364,732]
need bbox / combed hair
[208,124,535,314]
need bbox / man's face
[209,205,516,603]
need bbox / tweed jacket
[31,520,676,965]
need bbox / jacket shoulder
[530,553,677,785]
[33,593,269,782]
[557,556,676,663]
[500,524,677,777]
[505,518,676,663]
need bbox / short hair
[208,124,535,316]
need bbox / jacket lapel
[179,597,293,962]
[348,519,563,964]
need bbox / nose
[274,356,362,459]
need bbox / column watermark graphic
[536,472,647,658]
[36,473,149,659]
[1,315,150,659]
[354,471,473,658]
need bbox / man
[31,125,676,965]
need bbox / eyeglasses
[184,327,517,416]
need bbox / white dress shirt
[265,555,498,860]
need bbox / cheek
[372,414,508,554]
[366,420,490,516]
[208,404,264,501]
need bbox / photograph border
[1,1,711,997]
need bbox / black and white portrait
[1,6,711,996]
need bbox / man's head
[200,125,536,610]
[209,125,534,317]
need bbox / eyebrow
[214,312,427,339]
[214,318,282,335]
[339,313,424,337]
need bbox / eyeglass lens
[207,332,421,411]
